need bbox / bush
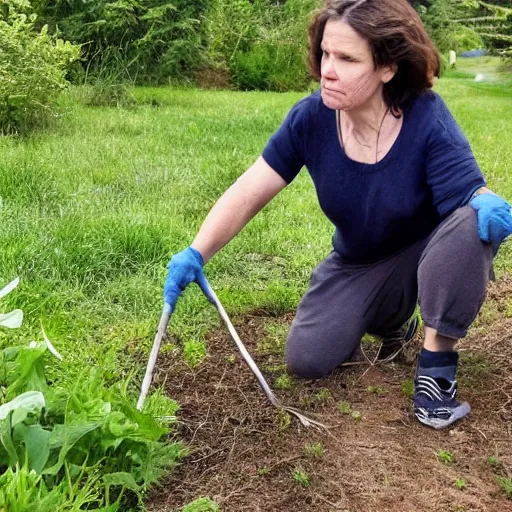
[232,43,273,90]
[0,2,79,134]
[32,0,208,84]
[205,0,317,91]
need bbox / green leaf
[14,423,52,473]
[0,416,18,466]
[44,422,102,476]
[103,471,141,492]
[6,346,47,398]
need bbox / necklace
[337,107,390,164]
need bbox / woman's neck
[341,96,389,140]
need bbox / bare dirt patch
[147,279,512,512]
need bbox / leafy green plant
[276,409,291,432]
[275,374,293,390]
[436,449,454,465]
[0,335,186,510]
[292,468,311,488]
[455,477,467,490]
[314,388,331,403]
[338,400,352,415]
[367,385,387,395]
[488,455,503,470]
[304,442,324,458]
[496,476,512,499]
[183,339,207,368]
[182,496,220,512]
[337,400,361,421]
[351,410,362,422]
[0,462,109,511]
[0,2,79,134]
[401,379,415,399]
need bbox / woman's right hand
[163,247,211,312]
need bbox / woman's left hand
[470,192,512,250]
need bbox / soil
[147,277,512,512]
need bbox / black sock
[417,348,458,383]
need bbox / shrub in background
[204,0,318,91]
[0,0,79,134]
[32,0,208,84]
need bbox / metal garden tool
[137,279,327,430]
[137,302,172,411]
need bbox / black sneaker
[414,375,471,429]
[377,315,419,362]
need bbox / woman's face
[320,18,395,111]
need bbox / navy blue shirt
[262,90,485,263]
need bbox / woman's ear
[381,64,397,84]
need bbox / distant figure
[449,50,456,68]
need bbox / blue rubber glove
[163,247,213,312]
[470,193,512,251]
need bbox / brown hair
[308,0,441,114]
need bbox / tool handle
[203,279,280,406]
[137,303,172,411]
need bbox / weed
[276,409,291,431]
[496,477,512,499]
[292,468,311,488]
[455,477,467,490]
[436,449,454,465]
[337,400,361,421]
[226,354,236,364]
[183,340,207,368]
[304,442,325,458]
[257,467,271,476]
[257,321,288,355]
[401,379,414,399]
[338,400,352,415]
[488,456,504,471]
[314,387,331,403]
[275,373,293,390]
[351,410,362,422]
[367,385,387,395]
[182,496,220,512]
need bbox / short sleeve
[261,98,308,184]
[425,95,485,218]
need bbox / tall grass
[0,75,510,383]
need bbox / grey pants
[285,206,494,379]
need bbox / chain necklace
[337,107,390,164]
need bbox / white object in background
[474,73,484,82]
[449,50,456,67]
[0,277,23,328]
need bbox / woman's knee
[285,349,331,380]
[284,325,362,380]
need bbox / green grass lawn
[0,73,511,386]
